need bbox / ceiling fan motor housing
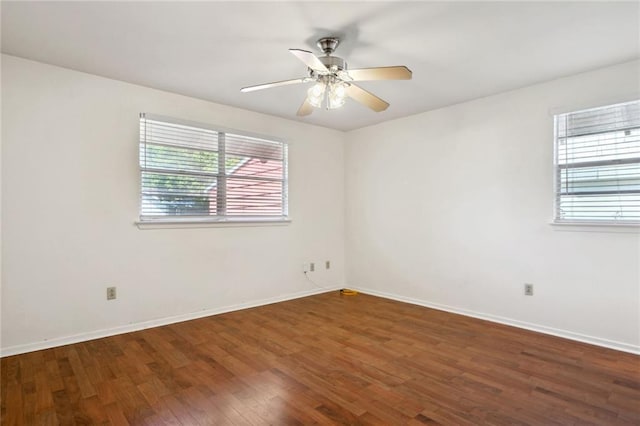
[318,55,347,73]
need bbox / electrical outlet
[325,260,330,269]
[107,286,117,300]
[302,263,309,273]
[310,262,315,272]
[524,283,534,296]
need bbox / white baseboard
[354,287,640,356]
[5,285,637,357]
[1,286,340,357]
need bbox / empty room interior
[1,1,639,424]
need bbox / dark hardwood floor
[2,292,639,425]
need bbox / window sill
[550,221,640,233]
[136,218,291,230]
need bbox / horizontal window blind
[554,100,640,224]
[140,114,287,221]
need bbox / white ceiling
[2,1,639,131]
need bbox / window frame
[552,100,640,228]
[137,113,289,227]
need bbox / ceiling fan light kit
[307,77,348,109]
[240,36,412,116]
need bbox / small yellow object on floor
[339,289,358,296]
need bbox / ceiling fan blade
[346,84,389,112]
[346,66,412,81]
[297,98,314,116]
[241,78,309,93]
[289,49,329,73]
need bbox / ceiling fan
[240,37,412,116]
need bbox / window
[554,100,640,225]
[139,114,288,222]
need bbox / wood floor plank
[2,292,639,424]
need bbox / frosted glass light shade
[307,83,326,108]
[328,81,347,109]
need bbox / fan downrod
[317,37,340,55]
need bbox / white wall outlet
[107,286,117,300]
[302,263,310,273]
[524,283,534,296]
[310,262,315,272]
[325,260,331,269]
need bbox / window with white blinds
[554,100,640,224]
[139,114,288,222]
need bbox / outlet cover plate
[107,286,117,300]
[524,283,534,296]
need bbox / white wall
[3,54,639,356]
[1,55,346,354]
[346,60,640,353]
